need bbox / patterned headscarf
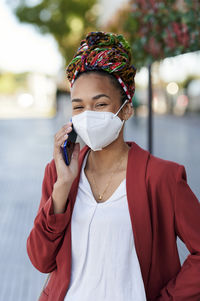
[66,31,136,102]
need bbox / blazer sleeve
[26,162,72,273]
[158,165,200,301]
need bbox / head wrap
[66,31,136,102]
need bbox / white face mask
[72,100,128,151]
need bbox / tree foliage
[106,0,200,69]
[13,0,98,64]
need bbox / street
[0,95,199,301]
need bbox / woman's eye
[73,106,84,110]
[96,103,107,107]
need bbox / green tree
[12,0,99,64]
[105,0,200,153]
[106,0,200,69]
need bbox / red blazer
[27,142,200,301]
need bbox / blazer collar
[69,141,152,291]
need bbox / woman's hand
[53,122,80,184]
[52,122,80,214]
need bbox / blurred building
[0,72,57,119]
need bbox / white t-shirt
[64,151,147,301]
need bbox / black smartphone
[62,126,77,165]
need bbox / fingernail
[66,127,72,132]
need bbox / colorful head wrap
[66,31,136,102]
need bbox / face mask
[72,100,128,151]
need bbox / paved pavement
[0,95,199,301]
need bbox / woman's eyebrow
[92,94,110,100]
[71,94,110,103]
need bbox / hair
[75,69,128,105]
[66,31,136,102]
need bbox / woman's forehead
[71,73,119,98]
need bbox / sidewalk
[0,95,199,300]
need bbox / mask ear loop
[113,99,128,117]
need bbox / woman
[27,32,200,301]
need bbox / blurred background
[0,0,200,300]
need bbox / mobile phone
[62,126,77,165]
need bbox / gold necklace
[89,151,125,202]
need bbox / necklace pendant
[98,195,102,200]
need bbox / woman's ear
[122,102,133,121]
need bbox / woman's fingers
[55,125,72,139]
[57,133,69,148]
[54,125,72,148]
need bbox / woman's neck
[86,139,130,174]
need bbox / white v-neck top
[64,151,147,301]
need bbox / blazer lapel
[126,142,152,291]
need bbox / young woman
[27,32,200,301]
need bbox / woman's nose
[84,104,94,111]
